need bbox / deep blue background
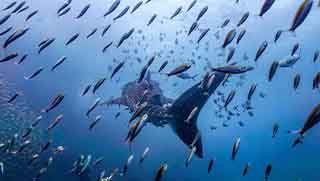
[0,0,319,180]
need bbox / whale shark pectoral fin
[168,72,226,158]
[171,120,203,158]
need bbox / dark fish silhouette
[65,33,79,46]
[75,4,90,19]
[188,21,198,36]
[17,5,29,14]
[57,0,72,15]
[147,14,157,26]
[0,27,12,36]
[102,42,113,53]
[224,90,236,108]
[264,164,272,180]
[92,78,106,94]
[89,115,102,130]
[197,28,210,43]
[291,43,300,56]
[51,56,67,71]
[221,19,230,28]
[158,61,168,72]
[187,0,197,12]
[258,0,275,17]
[212,65,254,74]
[247,83,257,101]
[25,10,38,21]
[242,163,250,176]
[110,61,125,79]
[0,53,18,63]
[117,28,134,48]
[38,38,55,54]
[292,103,320,136]
[138,65,150,83]
[274,30,282,43]
[24,67,44,80]
[11,1,26,14]
[208,159,214,174]
[293,74,301,90]
[167,64,191,76]
[104,0,121,17]
[113,6,129,21]
[102,24,111,37]
[0,14,11,26]
[58,7,71,17]
[131,1,143,14]
[17,54,27,64]
[81,84,91,96]
[3,28,29,48]
[196,6,208,21]
[255,41,268,61]
[39,140,52,154]
[236,29,246,44]
[47,115,63,131]
[139,147,150,164]
[231,137,240,160]
[222,29,236,48]
[86,28,98,39]
[237,11,249,26]
[170,6,182,19]
[7,93,19,103]
[268,61,279,82]
[2,1,17,11]
[313,50,319,62]
[313,72,320,89]
[289,0,313,32]
[272,123,279,138]
[155,163,168,181]
[43,94,64,113]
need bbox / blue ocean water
[0,0,319,180]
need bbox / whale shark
[102,72,227,158]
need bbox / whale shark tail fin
[168,72,226,158]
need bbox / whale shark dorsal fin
[168,72,226,158]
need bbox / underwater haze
[0,0,319,180]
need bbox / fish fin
[287,129,302,135]
[168,72,226,158]
[145,71,151,82]
[191,74,199,80]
